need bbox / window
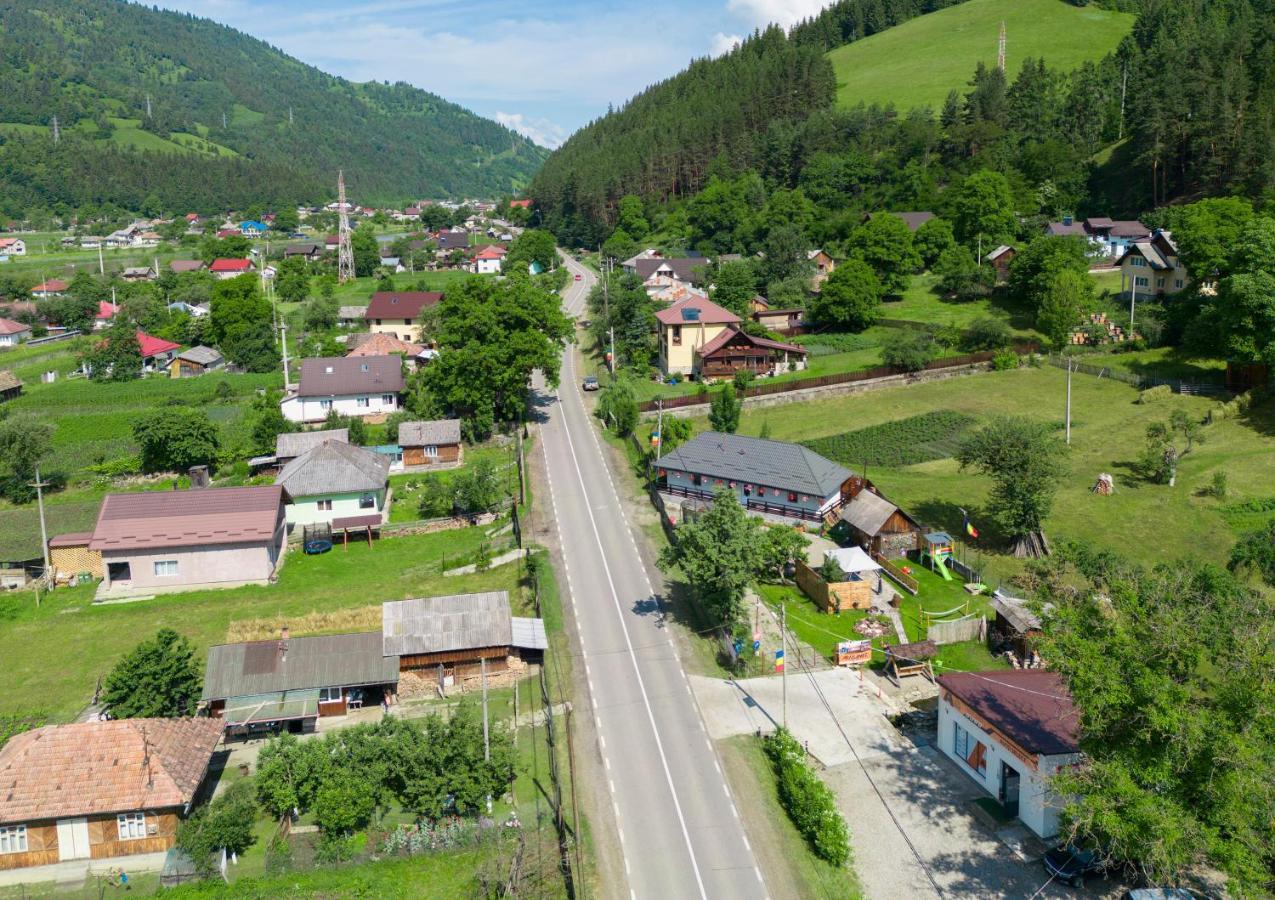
[153,560,179,577]
[1134,276,1149,288]
[424,445,438,457]
[404,318,413,326]
[1174,279,1184,289]
[788,491,798,503]
[357,397,370,408]
[0,825,26,854]
[953,722,987,777]
[1156,277,1165,289]
[319,687,343,703]
[382,394,395,405]
[358,494,376,510]
[117,813,146,840]
[1130,256,1146,267]
[319,399,333,411]
[317,499,333,511]
[672,325,682,345]
[374,318,382,325]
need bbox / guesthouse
[1117,230,1190,298]
[364,291,442,344]
[656,295,742,377]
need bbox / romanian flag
[961,508,979,539]
[774,649,785,673]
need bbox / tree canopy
[101,628,202,718]
[132,407,219,473]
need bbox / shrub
[1137,384,1173,404]
[1202,470,1228,499]
[86,455,143,477]
[991,349,1020,371]
[763,729,850,866]
[964,317,1013,352]
[881,330,935,373]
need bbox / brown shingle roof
[346,332,424,358]
[365,292,443,320]
[296,355,405,398]
[0,718,222,823]
[697,325,805,357]
[654,294,741,327]
[89,485,285,552]
[0,371,21,392]
[938,670,1079,756]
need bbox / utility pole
[480,657,490,761]
[655,398,664,460]
[1065,357,1073,445]
[51,115,60,145]
[997,21,1006,74]
[337,170,354,283]
[1118,66,1129,140]
[33,467,50,599]
[98,244,105,276]
[222,111,227,130]
[781,604,787,729]
[601,254,615,373]
[145,93,152,119]
[288,106,294,126]
[1129,271,1138,333]
[280,322,292,388]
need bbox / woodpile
[1011,531,1051,558]
[1092,473,1115,495]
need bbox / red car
[574,274,582,281]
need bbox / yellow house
[364,291,443,344]
[1117,231,1190,299]
[656,295,742,376]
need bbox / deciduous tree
[132,407,219,473]
[101,628,202,718]
[846,213,920,295]
[658,489,761,629]
[807,259,881,331]
[952,169,1017,247]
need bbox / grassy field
[0,526,518,721]
[883,274,1039,337]
[1075,346,1228,382]
[387,446,517,523]
[828,0,1134,112]
[325,270,475,305]
[685,366,1275,585]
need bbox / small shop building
[937,670,1081,839]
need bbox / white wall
[281,392,401,424]
[286,490,385,527]
[937,695,1078,838]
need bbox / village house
[626,256,710,292]
[274,439,391,529]
[346,332,425,361]
[398,418,463,468]
[209,258,254,280]
[166,301,208,318]
[89,485,288,597]
[937,670,1081,839]
[30,279,67,299]
[1117,230,1190,298]
[280,355,405,424]
[384,592,547,697]
[750,296,804,334]
[470,245,506,274]
[169,259,206,274]
[364,291,442,344]
[807,249,836,288]
[239,220,267,238]
[0,317,31,347]
[656,294,741,376]
[169,346,225,378]
[338,305,366,328]
[93,301,119,331]
[202,632,400,738]
[120,266,155,283]
[436,231,469,253]
[0,370,23,403]
[284,243,324,261]
[695,326,807,379]
[0,718,223,872]
[655,432,855,525]
[0,238,26,256]
[137,332,182,373]
[275,428,348,467]
[984,245,1016,283]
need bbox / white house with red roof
[0,238,26,257]
[137,332,182,371]
[0,316,31,346]
[30,279,68,298]
[470,244,506,275]
[209,258,254,280]
[93,300,120,331]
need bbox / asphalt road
[537,254,767,899]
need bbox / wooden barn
[397,419,463,469]
[836,484,922,557]
[47,532,103,582]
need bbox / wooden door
[56,817,90,860]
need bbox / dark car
[582,375,600,391]
[1044,845,1104,888]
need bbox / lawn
[882,274,1038,337]
[387,445,518,523]
[828,0,1134,112]
[687,366,1275,585]
[324,270,476,305]
[0,527,518,721]
[1074,346,1228,382]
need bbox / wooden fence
[638,343,1038,412]
[794,559,872,613]
[928,617,987,645]
[873,551,918,595]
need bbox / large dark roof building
[295,355,405,398]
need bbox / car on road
[582,375,599,391]
[574,274,582,281]
[1044,845,1105,888]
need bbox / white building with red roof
[0,316,31,346]
[209,258,254,279]
[470,244,506,275]
[30,279,68,298]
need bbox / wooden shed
[48,532,103,582]
[836,486,922,557]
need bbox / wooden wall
[795,560,872,613]
[403,443,462,467]
[0,811,177,871]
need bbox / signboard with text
[837,639,873,667]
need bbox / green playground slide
[924,552,955,580]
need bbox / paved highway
[536,254,767,899]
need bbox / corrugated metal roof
[657,432,851,499]
[510,617,548,650]
[201,632,398,701]
[89,485,284,552]
[276,428,348,459]
[382,592,512,656]
[220,689,320,725]
[275,440,389,497]
[398,418,462,446]
[175,346,223,366]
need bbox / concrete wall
[937,695,1077,838]
[286,490,386,527]
[281,392,401,424]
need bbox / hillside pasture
[828,0,1134,112]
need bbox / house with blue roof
[240,220,268,238]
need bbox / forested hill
[0,0,548,216]
[531,0,1275,243]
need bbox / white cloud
[710,32,744,56]
[494,111,567,149]
[726,0,828,29]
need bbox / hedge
[762,728,851,866]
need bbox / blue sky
[153,0,829,148]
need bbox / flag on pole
[774,649,785,673]
[960,507,979,539]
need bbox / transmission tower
[997,21,1006,73]
[337,170,355,283]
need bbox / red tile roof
[0,718,223,823]
[48,532,93,548]
[938,670,1079,757]
[0,317,29,336]
[365,291,443,320]
[137,331,181,359]
[473,246,506,260]
[96,300,120,320]
[508,199,532,208]
[346,332,424,358]
[209,258,252,273]
[32,279,68,293]
[90,485,285,551]
[654,294,741,327]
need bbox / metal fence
[1045,353,1230,397]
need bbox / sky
[152,0,829,148]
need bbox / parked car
[574,274,582,281]
[1043,845,1104,888]
[582,375,599,391]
